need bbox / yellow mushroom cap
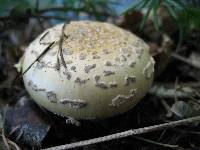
[22,21,155,119]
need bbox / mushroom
[22,21,155,120]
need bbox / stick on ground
[43,116,200,150]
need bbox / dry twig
[43,116,200,150]
[132,136,180,149]
[1,129,10,150]
[160,99,173,117]
[58,22,68,70]
[22,42,55,75]
[1,129,21,150]
[7,140,21,150]
[172,53,200,70]
[149,83,196,99]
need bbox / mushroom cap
[22,21,155,119]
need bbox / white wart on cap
[22,21,155,119]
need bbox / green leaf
[116,0,150,15]
[175,23,184,51]
[107,0,140,15]
[166,0,184,11]
[139,0,153,30]
[0,0,19,16]
[152,0,160,31]
[163,1,178,20]
[184,7,200,28]
[136,0,149,10]
[0,0,33,17]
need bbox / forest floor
[0,12,200,150]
